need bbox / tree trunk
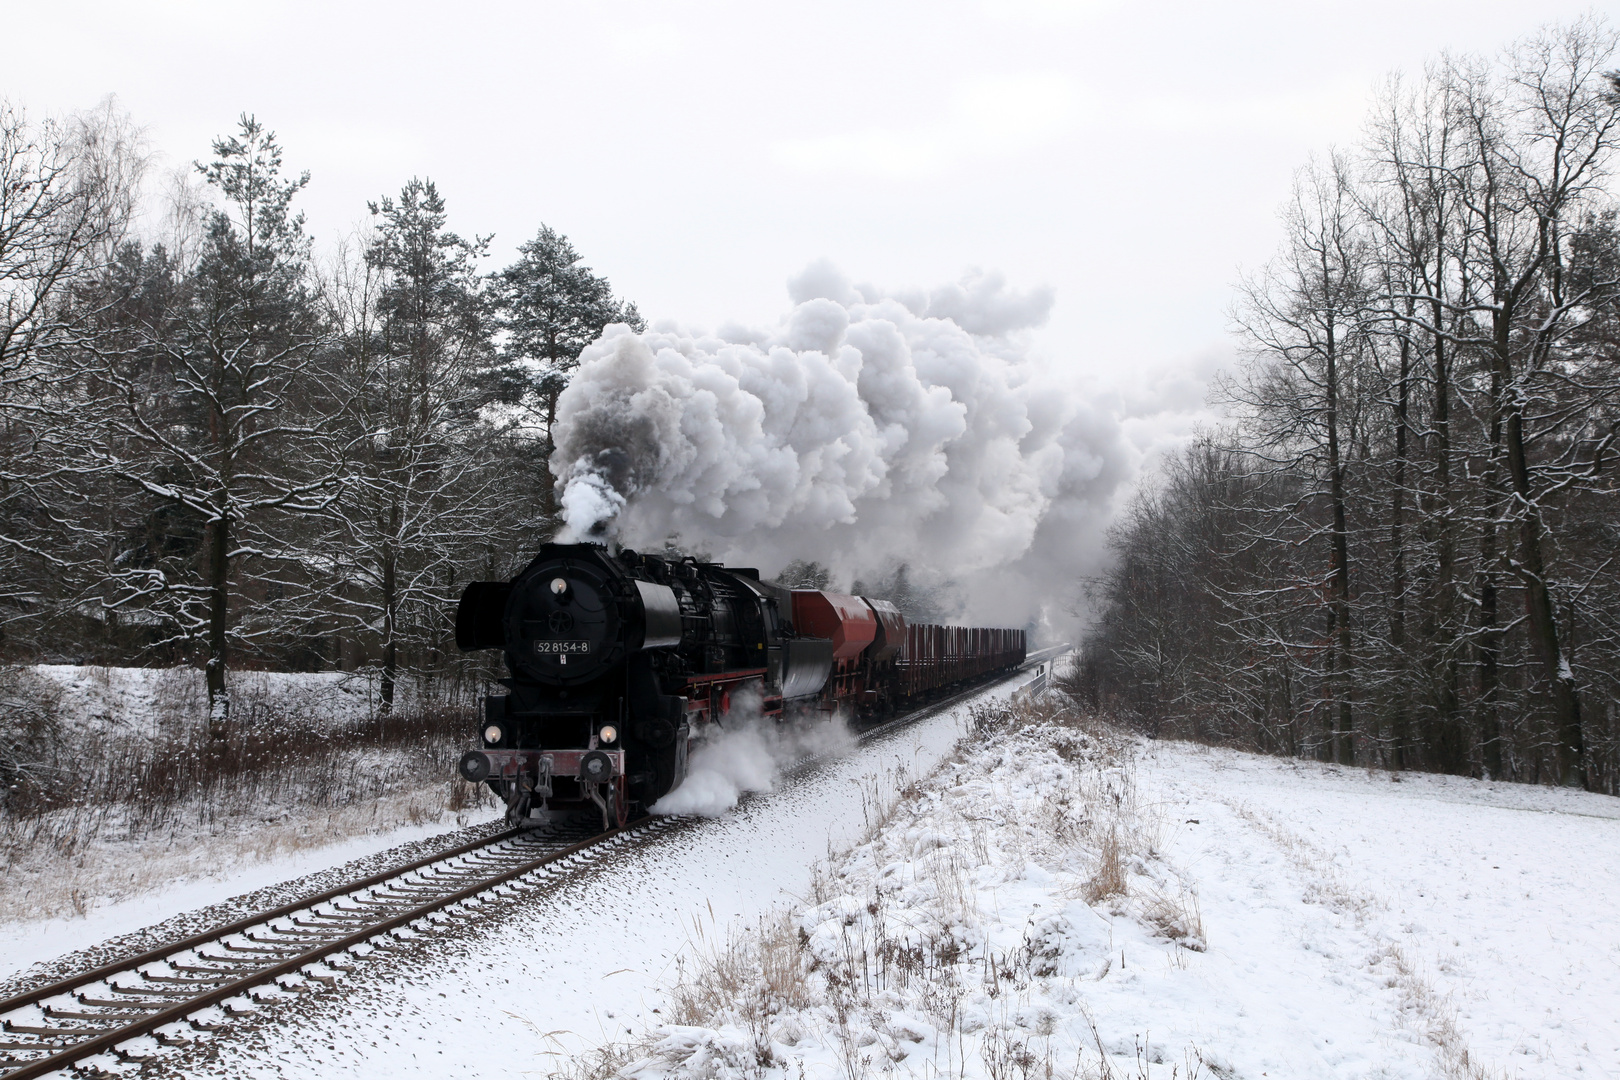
[1498,367,1584,786]
[1325,336,1354,765]
[1477,365,1503,780]
[205,510,230,739]
[1388,332,1412,769]
[1426,312,1464,772]
[381,546,397,715]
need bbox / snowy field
[0,664,487,924]
[25,664,435,737]
[0,806,503,991]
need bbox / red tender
[790,590,879,660]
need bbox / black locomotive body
[454,542,1025,828]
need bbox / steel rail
[0,826,526,1022]
[0,822,651,1080]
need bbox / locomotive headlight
[483,724,504,744]
[550,577,569,597]
[598,725,618,744]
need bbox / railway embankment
[583,696,1620,1080]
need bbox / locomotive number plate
[535,640,591,655]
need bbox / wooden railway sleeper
[333,895,416,911]
[3,1023,92,1038]
[117,974,228,987]
[73,996,167,1010]
[396,869,476,882]
[370,889,440,905]
[183,951,264,964]
[44,1007,155,1021]
[379,882,458,896]
[246,929,333,945]
[169,961,257,975]
[100,985,207,998]
[291,913,366,928]
[219,941,300,956]
[384,884,469,900]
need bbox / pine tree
[70,116,330,729]
[490,225,644,447]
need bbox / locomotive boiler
[454,542,1025,828]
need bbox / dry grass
[0,666,496,921]
[1368,944,1513,1080]
[595,695,1213,1080]
[1086,825,1128,902]
[1139,886,1205,952]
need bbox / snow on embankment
[603,702,1620,1080]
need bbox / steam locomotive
[454,543,1025,828]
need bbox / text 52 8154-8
[534,640,591,655]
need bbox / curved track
[0,653,1062,1079]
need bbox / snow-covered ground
[1,663,487,923]
[8,677,1615,1080]
[137,678,1039,1079]
[610,710,1620,1080]
[0,804,504,992]
[26,664,441,737]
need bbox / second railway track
[0,653,1063,1080]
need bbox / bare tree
[1083,19,1620,795]
[1229,154,1372,764]
[319,179,500,712]
[0,101,142,630]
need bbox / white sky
[5,0,1603,395]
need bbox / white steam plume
[650,689,857,817]
[553,262,1194,638]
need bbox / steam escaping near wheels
[649,688,859,817]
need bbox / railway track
[0,820,680,1079]
[0,654,1063,1079]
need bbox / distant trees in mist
[0,108,639,722]
[1079,20,1620,793]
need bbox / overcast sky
[5,0,1603,399]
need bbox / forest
[0,107,641,722]
[1078,22,1620,793]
